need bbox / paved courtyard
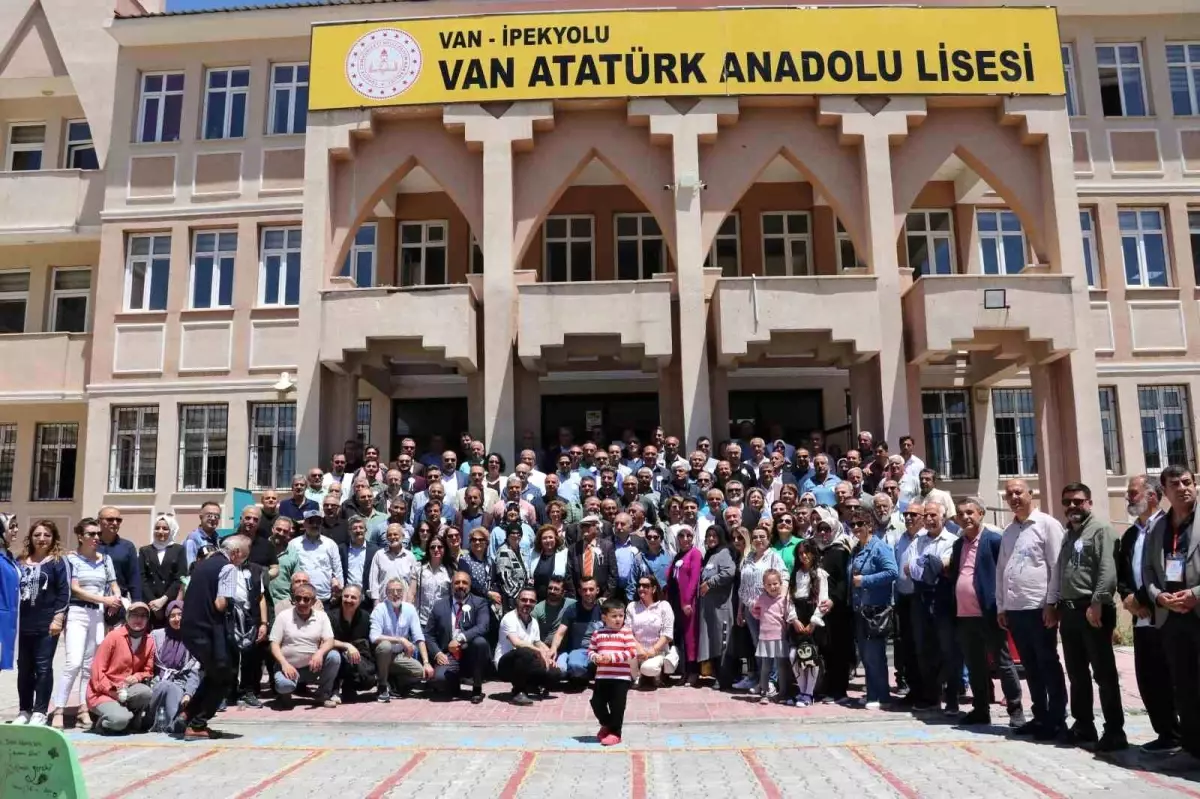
[6,647,1200,798]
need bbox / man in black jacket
[424,571,492,703]
[1117,474,1180,753]
[339,518,379,612]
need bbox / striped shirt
[588,627,639,681]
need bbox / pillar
[320,368,359,459]
[444,103,553,464]
[710,365,731,444]
[848,360,883,438]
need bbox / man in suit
[946,497,1024,728]
[424,570,491,703]
[1143,465,1200,760]
[1117,474,1180,754]
[339,517,379,612]
[571,515,618,600]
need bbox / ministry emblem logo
[346,28,423,100]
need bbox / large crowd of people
[0,426,1197,755]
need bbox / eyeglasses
[903,513,921,519]
[294,596,315,605]
[638,583,653,589]
[851,520,870,528]
[645,535,661,541]
[470,537,488,544]
[101,517,123,524]
[429,545,445,551]
[1061,498,1089,508]
[80,531,101,539]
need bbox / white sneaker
[28,713,48,727]
[10,712,30,725]
[766,683,779,699]
[865,701,882,711]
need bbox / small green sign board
[0,724,86,798]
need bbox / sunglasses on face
[102,517,123,524]
[295,597,315,605]
[638,583,653,589]
[80,531,101,538]
[851,520,870,528]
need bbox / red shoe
[597,726,610,740]
[600,733,622,747]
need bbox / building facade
[0,0,1197,541]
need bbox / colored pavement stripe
[233,750,327,798]
[1135,770,1200,799]
[959,744,1066,799]
[365,752,427,799]
[630,751,647,799]
[78,745,123,764]
[100,748,221,799]
[498,751,538,799]
[738,749,783,799]
[848,745,920,799]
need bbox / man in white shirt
[496,586,559,706]
[900,435,926,479]
[322,453,355,498]
[368,578,433,703]
[917,469,957,523]
[518,449,548,494]
[996,478,1067,740]
[440,452,462,496]
[287,510,344,609]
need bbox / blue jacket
[946,529,1002,617]
[18,557,70,632]
[849,536,898,609]
[98,535,142,601]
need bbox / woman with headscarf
[696,526,736,689]
[812,506,855,703]
[139,513,186,626]
[665,524,702,686]
[490,523,529,616]
[148,600,201,732]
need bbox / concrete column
[631,99,737,445]
[821,98,923,448]
[1030,362,1068,514]
[904,363,926,460]
[658,360,684,437]
[320,368,358,459]
[444,102,553,464]
[81,396,112,513]
[710,365,731,444]
[848,360,883,437]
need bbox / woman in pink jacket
[665,524,702,686]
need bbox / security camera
[272,371,296,393]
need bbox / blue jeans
[17,631,59,714]
[855,616,890,703]
[557,648,592,681]
[1006,608,1067,727]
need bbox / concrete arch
[699,107,865,259]
[512,109,675,266]
[892,107,1047,259]
[328,117,482,277]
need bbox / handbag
[858,604,893,639]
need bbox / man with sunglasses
[184,502,224,570]
[496,587,559,705]
[97,506,142,606]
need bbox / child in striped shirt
[588,597,639,746]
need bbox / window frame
[1080,208,1101,288]
[0,423,15,503]
[189,229,237,309]
[1097,386,1123,475]
[614,212,667,281]
[31,422,78,502]
[1167,42,1200,116]
[703,213,741,277]
[248,401,296,490]
[1119,207,1171,287]
[1096,43,1149,118]
[904,209,957,276]
[992,388,1038,478]
[1139,384,1196,473]
[0,269,31,334]
[6,121,46,171]
[108,406,159,493]
[356,399,372,446]
[63,120,97,170]
[397,220,449,287]
[201,66,251,141]
[49,267,91,333]
[920,389,977,480]
[977,209,1029,276]
[268,62,309,136]
[1062,43,1081,117]
[543,214,595,282]
[136,71,185,144]
[258,226,302,307]
[835,218,865,271]
[1189,210,1200,286]
[339,223,377,287]
[760,211,814,276]
[124,233,171,312]
[178,403,228,491]
[469,234,484,276]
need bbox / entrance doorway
[391,398,469,460]
[728,390,824,446]
[541,393,660,449]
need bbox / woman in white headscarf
[137,513,186,627]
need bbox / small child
[789,540,829,706]
[750,569,796,704]
[588,597,639,746]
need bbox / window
[356,399,371,445]
[248,402,295,490]
[616,213,666,280]
[978,210,1028,275]
[260,227,301,306]
[1080,209,1100,288]
[835,218,865,271]
[7,123,45,171]
[1097,387,1123,475]
[50,268,90,332]
[108,406,158,492]
[32,422,78,501]
[993,388,1037,477]
[1063,44,1080,117]
[1139,385,1195,472]
[704,214,740,277]
[1167,43,1200,116]
[202,67,250,140]
[1119,208,1170,287]
[64,120,98,170]
[761,212,812,276]
[0,271,29,334]
[905,210,956,276]
[125,234,171,311]
[339,223,377,287]
[269,63,309,135]
[178,404,227,491]
[191,230,236,309]
[921,390,976,479]
[469,235,484,275]
[1096,44,1148,117]
[398,221,448,286]
[1190,211,1200,285]
[544,215,593,282]
[138,72,184,143]
[0,424,14,502]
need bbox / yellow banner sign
[309,7,1064,111]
